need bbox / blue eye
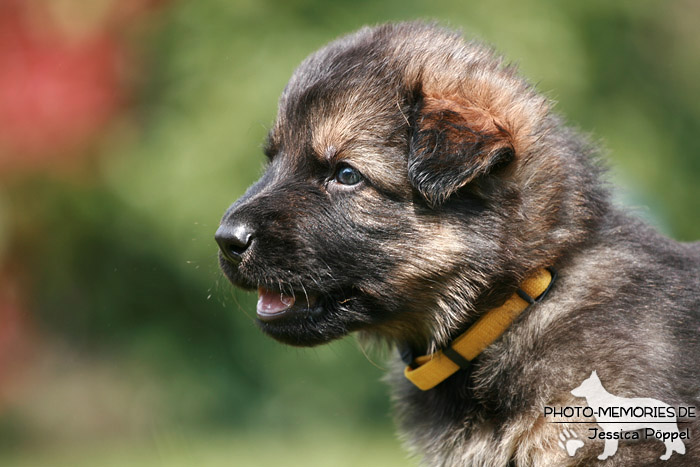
[335,165,362,185]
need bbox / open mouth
[256,287,320,322]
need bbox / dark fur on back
[217,22,700,465]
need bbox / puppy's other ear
[408,97,515,207]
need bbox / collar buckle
[516,267,557,304]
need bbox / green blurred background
[0,0,697,465]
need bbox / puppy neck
[400,267,556,391]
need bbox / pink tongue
[257,287,295,317]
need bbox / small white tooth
[280,294,295,307]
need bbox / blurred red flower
[0,0,160,172]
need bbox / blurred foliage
[1,429,416,467]
[0,0,698,464]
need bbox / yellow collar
[404,268,556,391]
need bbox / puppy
[216,22,700,466]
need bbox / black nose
[215,223,254,264]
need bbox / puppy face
[216,22,603,349]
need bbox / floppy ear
[408,96,515,207]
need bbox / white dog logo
[571,371,686,461]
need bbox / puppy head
[216,22,606,349]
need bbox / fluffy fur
[217,22,700,465]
